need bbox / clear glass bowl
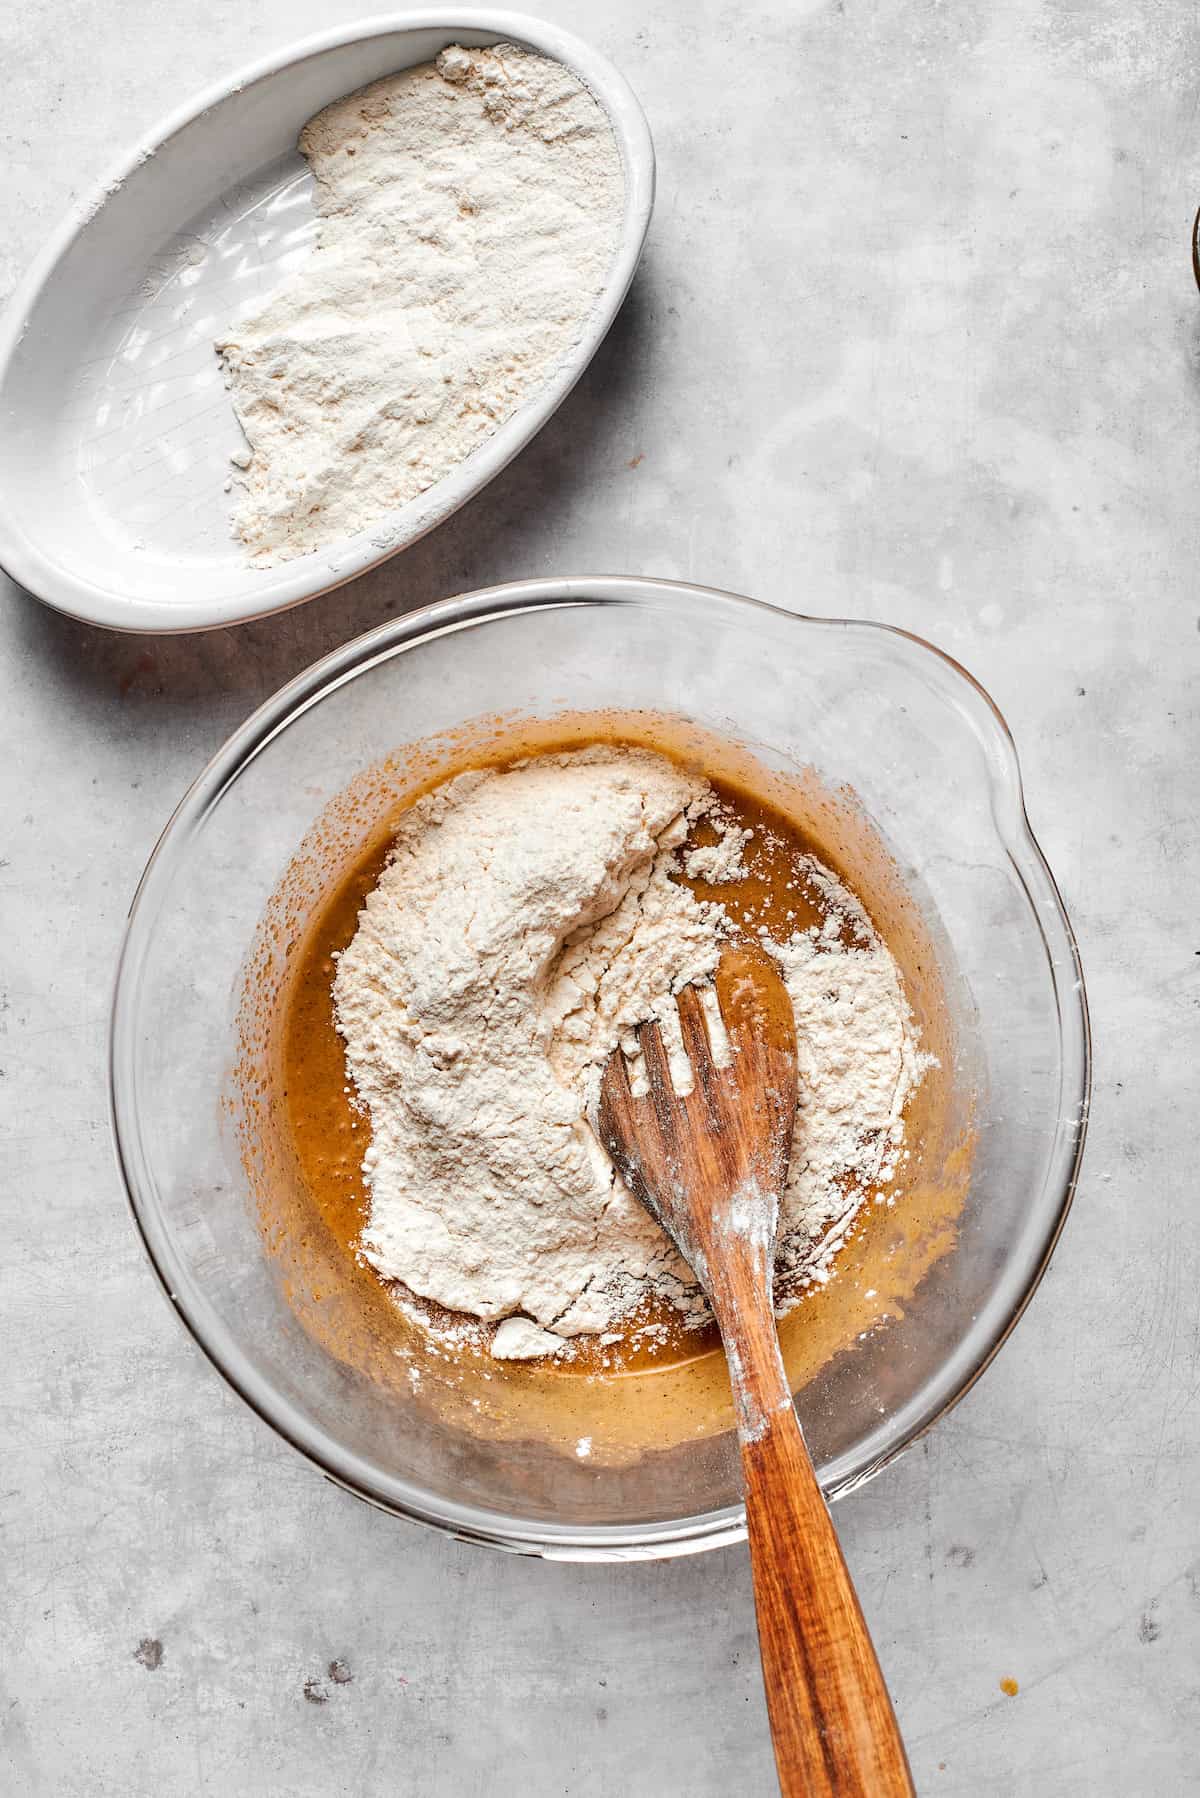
[110,578,1089,1559]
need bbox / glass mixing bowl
[110,578,1089,1559]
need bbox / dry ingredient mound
[333,749,927,1360]
[215,44,623,565]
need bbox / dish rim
[108,576,1092,1560]
[0,12,655,634]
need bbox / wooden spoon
[595,943,914,1798]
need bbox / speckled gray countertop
[3,1,1198,1792]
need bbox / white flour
[333,749,927,1358]
[216,45,623,564]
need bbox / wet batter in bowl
[281,740,930,1367]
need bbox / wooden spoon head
[594,943,799,1300]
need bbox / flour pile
[216,45,623,564]
[333,749,926,1359]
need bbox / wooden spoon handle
[741,1403,915,1797]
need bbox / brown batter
[280,766,863,1376]
[235,710,973,1465]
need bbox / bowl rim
[109,577,1091,1560]
[0,12,655,635]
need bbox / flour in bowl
[216,44,624,564]
[332,748,928,1360]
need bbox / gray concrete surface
[3,0,1198,1791]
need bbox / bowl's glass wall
[112,586,1086,1552]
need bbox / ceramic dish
[109,578,1090,1558]
[0,15,653,632]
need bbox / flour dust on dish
[216,44,624,565]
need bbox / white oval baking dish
[0,13,654,632]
